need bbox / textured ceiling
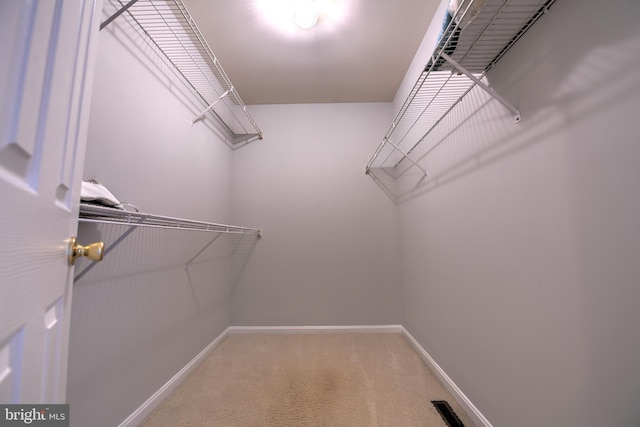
[181,0,440,105]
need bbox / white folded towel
[81,179,123,209]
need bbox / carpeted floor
[139,333,476,426]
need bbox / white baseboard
[228,324,403,334]
[120,324,491,427]
[400,326,493,427]
[118,327,231,427]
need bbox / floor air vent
[432,400,465,427]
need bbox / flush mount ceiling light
[293,0,319,29]
[256,0,348,35]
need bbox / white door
[0,0,101,403]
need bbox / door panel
[41,298,63,402]
[0,328,23,402]
[0,0,101,403]
[0,0,39,181]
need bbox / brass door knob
[68,237,105,266]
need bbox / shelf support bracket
[100,0,140,31]
[385,138,428,184]
[440,53,521,123]
[191,89,231,125]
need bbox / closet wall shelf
[75,203,261,282]
[366,0,555,181]
[101,0,262,148]
[79,204,261,235]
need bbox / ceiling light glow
[255,0,349,35]
[293,0,318,29]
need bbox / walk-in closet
[1,0,639,426]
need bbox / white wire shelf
[75,203,261,282]
[101,0,262,148]
[79,204,261,235]
[366,0,554,181]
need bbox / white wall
[399,0,640,426]
[230,103,401,326]
[67,18,242,427]
[68,0,640,425]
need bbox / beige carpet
[139,333,476,426]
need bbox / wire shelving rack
[101,0,263,148]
